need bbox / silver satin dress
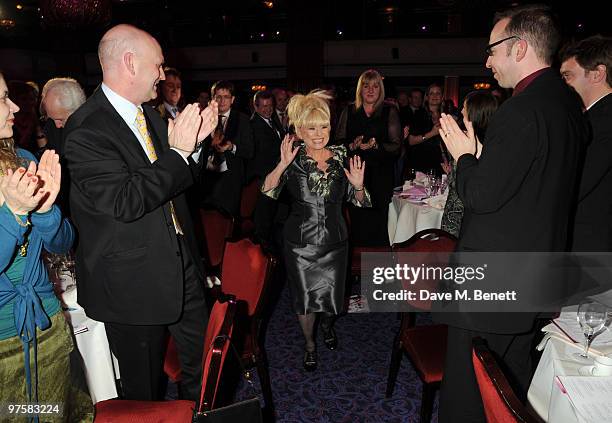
[263,144,371,314]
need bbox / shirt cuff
[170,147,191,164]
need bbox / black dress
[336,104,401,246]
[263,144,371,314]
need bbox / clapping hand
[439,113,477,161]
[0,161,45,215]
[197,100,219,143]
[360,137,378,150]
[279,134,299,169]
[344,155,365,189]
[168,103,202,154]
[350,135,364,151]
[35,150,61,213]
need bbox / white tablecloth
[60,282,119,403]
[387,195,445,245]
[528,320,612,422]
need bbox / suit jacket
[570,93,612,251]
[203,109,254,215]
[445,69,588,334]
[247,113,284,182]
[63,88,204,325]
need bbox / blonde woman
[263,90,371,370]
[336,69,401,246]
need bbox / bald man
[64,24,218,402]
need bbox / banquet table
[527,311,612,423]
[387,193,446,245]
[56,274,119,403]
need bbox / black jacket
[570,93,612,251]
[64,87,203,325]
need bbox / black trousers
[105,236,208,402]
[438,325,536,423]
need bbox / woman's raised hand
[279,134,299,169]
[344,155,365,189]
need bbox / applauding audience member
[0,71,93,421]
[64,24,218,402]
[441,90,498,237]
[336,69,401,247]
[437,5,588,422]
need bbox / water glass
[574,299,608,361]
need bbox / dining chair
[385,228,457,423]
[219,238,277,419]
[94,297,237,422]
[472,337,543,423]
[343,206,393,281]
[164,209,234,383]
[237,179,261,237]
[200,208,235,273]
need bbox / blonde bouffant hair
[287,89,332,130]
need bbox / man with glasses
[202,80,254,216]
[437,5,587,422]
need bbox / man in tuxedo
[247,90,284,181]
[437,5,587,422]
[248,90,287,248]
[202,80,253,216]
[560,36,612,251]
[63,24,218,402]
[272,87,289,133]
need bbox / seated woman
[441,90,499,237]
[0,72,93,422]
[262,90,371,371]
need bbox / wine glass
[573,299,608,361]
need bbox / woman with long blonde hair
[262,90,371,371]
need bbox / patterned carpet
[232,282,439,423]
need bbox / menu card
[558,376,612,423]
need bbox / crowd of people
[0,3,611,422]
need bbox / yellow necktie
[135,109,184,235]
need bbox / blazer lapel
[224,109,239,141]
[94,89,150,165]
[259,114,281,141]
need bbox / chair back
[240,179,261,219]
[200,209,234,268]
[472,338,542,423]
[221,238,276,317]
[198,297,237,412]
[392,229,457,311]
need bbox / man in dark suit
[63,24,218,402]
[247,90,285,182]
[202,80,254,216]
[437,6,587,422]
[560,36,612,252]
[248,90,287,248]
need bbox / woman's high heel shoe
[303,349,317,371]
[322,326,338,350]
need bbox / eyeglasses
[485,35,520,56]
